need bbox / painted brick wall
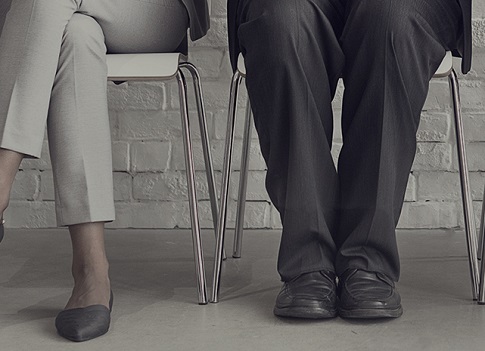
[5,0,485,230]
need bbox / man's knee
[240,0,303,45]
[63,14,105,53]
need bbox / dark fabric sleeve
[228,0,240,71]
[180,0,210,41]
[457,0,472,73]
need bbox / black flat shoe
[55,291,113,342]
[273,270,338,319]
[338,269,403,319]
[0,218,4,243]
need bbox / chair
[211,51,485,304]
[107,54,217,305]
[106,1,216,306]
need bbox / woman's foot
[65,263,111,310]
[0,148,24,243]
[56,288,113,342]
[56,266,112,342]
[65,222,112,309]
[56,222,113,342]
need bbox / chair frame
[107,54,218,305]
[211,52,485,304]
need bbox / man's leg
[335,0,463,317]
[236,0,345,318]
[237,0,345,282]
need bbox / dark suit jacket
[227,0,472,74]
[182,0,210,40]
[459,0,472,73]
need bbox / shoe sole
[274,306,338,319]
[338,306,403,319]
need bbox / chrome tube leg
[479,184,485,262]
[449,69,480,300]
[479,182,485,303]
[233,98,252,258]
[479,183,485,262]
[180,63,219,235]
[176,70,208,305]
[180,63,225,260]
[211,71,243,303]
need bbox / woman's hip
[80,0,189,53]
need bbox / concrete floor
[0,228,484,351]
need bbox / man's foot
[338,269,403,319]
[273,270,338,319]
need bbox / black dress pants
[235,0,464,282]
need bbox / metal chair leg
[211,71,243,303]
[449,68,480,300]
[479,182,485,303]
[479,184,485,263]
[176,70,208,305]
[180,63,221,244]
[479,189,484,263]
[233,98,252,258]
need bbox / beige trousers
[0,0,188,226]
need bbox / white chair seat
[237,54,246,76]
[106,53,186,81]
[236,51,453,79]
[434,51,453,78]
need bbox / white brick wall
[5,1,485,230]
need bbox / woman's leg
[1,0,189,225]
[50,0,189,311]
[1,0,189,319]
[48,12,113,309]
[0,0,79,157]
[81,0,189,54]
[65,222,110,309]
[48,13,114,227]
[48,0,190,227]
[0,149,23,217]
[0,0,79,224]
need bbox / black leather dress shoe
[338,269,403,319]
[273,271,338,319]
[0,218,4,243]
[55,291,113,342]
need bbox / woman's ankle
[0,199,9,220]
[72,259,110,280]
[0,149,23,213]
[66,271,111,309]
